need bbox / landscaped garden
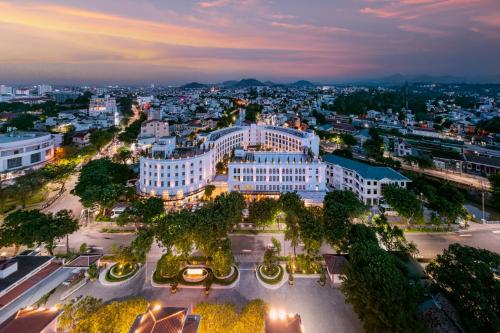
[152,252,239,291]
[102,245,142,283]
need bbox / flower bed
[105,263,139,282]
[152,265,239,287]
[257,264,284,285]
[286,255,323,275]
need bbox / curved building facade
[139,124,322,201]
[0,131,55,178]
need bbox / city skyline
[1,0,500,85]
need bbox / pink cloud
[399,24,449,36]
[271,22,350,34]
[272,14,297,20]
[198,0,230,9]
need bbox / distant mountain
[220,80,238,87]
[231,78,267,88]
[181,82,207,89]
[289,80,315,88]
[350,74,500,86]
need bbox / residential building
[37,85,52,96]
[324,154,411,205]
[88,95,119,126]
[72,132,91,147]
[0,131,55,179]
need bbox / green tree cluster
[426,244,500,332]
[323,190,367,252]
[382,184,423,223]
[341,242,425,332]
[194,300,267,333]
[58,296,148,333]
[118,113,147,144]
[0,209,78,254]
[74,158,131,211]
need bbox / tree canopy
[0,209,78,254]
[382,184,423,223]
[194,300,267,333]
[74,158,131,209]
[58,297,148,333]
[323,190,366,251]
[426,244,500,332]
[341,242,424,332]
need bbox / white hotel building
[0,131,56,180]
[323,154,410,206]
[139,124,325,203]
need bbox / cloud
[272,14,297,20]
[198,0,230,9]
[473,14,500,27]
[399,24,449,36]
[271,22,350,34]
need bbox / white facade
[137,120,169,147]
[0,131,55,177]
[324,154,410,206]
[228,151,325,194]
[139,124,322,201]
[88,96,119,126]
[37,84,52,96]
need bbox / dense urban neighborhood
[0,80,498,333]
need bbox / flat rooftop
[0,132,50,145]
[265,126,308,139]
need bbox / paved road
[405,224,500,258]
[54,225,135,255]
[43,173,82,218]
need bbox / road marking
[459,234,472,237]
[492,231,500,234]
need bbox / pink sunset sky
[0,0,499,84]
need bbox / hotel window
[7,157,22,169]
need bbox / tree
[341,242,424,332]
[382,184,423,223]
[156,253,180,278]
[248,198,279,227]
[68,297,148,333]
[426,244,500,332]
[14,172,43,208]
[113,147,132,164]
[215,161,225,174]
[297,206,324,255]
[488,173,500,209]
[279,192,303,257]
[373,215,417,255]
[363,137,384,159]
[87,264,99,281]
[58,297,103,332]
[9,113,35,130]
[204,184,216,200]
[74,158,130,211]
[90,129,114,150]
[211,246,234,277]
[347,224,377,248]
[323,190,366,252]
[130,229,154,263]
[45,209,79,254]
[0,209,78,255]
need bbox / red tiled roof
[0,262,60,308]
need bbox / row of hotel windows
[233,168,314,174]
[1,141,52,157]
[145,168,202,177]
[143,175,203,187]
[145,160,203,169]
[234,175,308,182]
[236,184,306,191]
[6,150,50,169]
